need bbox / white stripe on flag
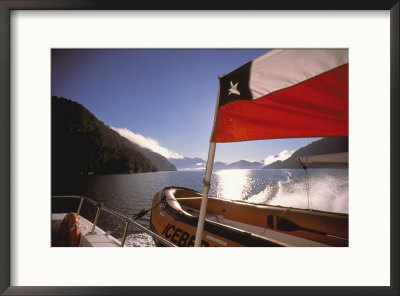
[250,49,348,99]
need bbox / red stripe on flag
[211,64,348,143]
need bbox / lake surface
[52,168,348,247]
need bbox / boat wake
[247,170,348,213]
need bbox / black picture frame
[0,1,398,295]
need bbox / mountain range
[169,137,348,170]
[168,157,264,171]
[225,160,264,170]
[167,157,206,170]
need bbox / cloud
[263,149,295,166]
[112,127,184,159]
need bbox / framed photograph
[1,1,398,295]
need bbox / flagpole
[194,142,216,247]
[194,78,222,247]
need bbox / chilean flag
[211,49,348,143]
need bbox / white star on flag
[228,81,240,95]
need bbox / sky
[51,49,320,164]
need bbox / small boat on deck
[150,186,348,247]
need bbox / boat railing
[52,195,176,247]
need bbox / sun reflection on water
[214,169,254,200]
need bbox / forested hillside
[52,96,176,176]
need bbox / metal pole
[120,220,129,247]
[90,203,102,234]
[194,142,216,247]
[76,197,84,216]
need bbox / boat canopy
[297,152,348,164]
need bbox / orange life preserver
[55,212,82,247]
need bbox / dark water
[52,168,348,246]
